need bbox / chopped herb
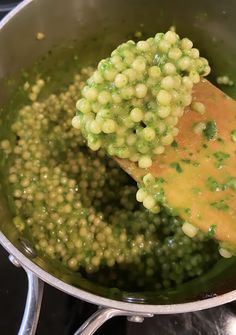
[203,120,217,141]
[170,162,183,173]
[206,176,222,192]
[225,177,236,191]
[231,129,236,143]
[210,199,229,211]
[164,206,178,216]
[156,177,166,184]
[213,151,230,168]
[181,159,199,167]
[171,140,178,148]
[153,53,168,66]
[192,187,201,194]
[184,208,191,216]
[202,143,208,149]
[217,137,224,143]
[154,188,165,203]
[206,176,236,192]
[181,159,191,164]
[207,224,217,238]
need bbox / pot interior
[0,0,236,306]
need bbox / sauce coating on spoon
[117,80,236,250]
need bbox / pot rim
[1,0,236,314]
[1,231,236,314]
[0,0,32,27]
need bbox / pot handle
[74,307,153,335]
[9,256,44,335]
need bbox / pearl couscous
[1,63,220,290]
[73,31,210,168]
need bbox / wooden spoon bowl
[117,79,236,247]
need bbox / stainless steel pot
[1,0,236,334]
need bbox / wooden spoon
[116,79,236,247]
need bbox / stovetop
[1,3,236,335]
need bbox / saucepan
[1,0,236,334]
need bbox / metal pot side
[1,0,236,315]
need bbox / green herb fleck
[184,208,191,216]
[202,143,208,149]
[210,199,229,211]
[156,177,166,184]
[203,120,217,141]
[181,159,191,164]
[207,224,217,238]
[164,206,179,216]
[154,188,165,203]
[170,162,183,173]
[231,130,236,143]
[206,176,222,192]
[154,54,168,67]
[192,187,201,194]
[206,176,236,192]
[213,151,230,168]
[181,159,200,167]
[171,140,178,148]
[225,177,236,191]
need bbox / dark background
[1,2,236,335]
